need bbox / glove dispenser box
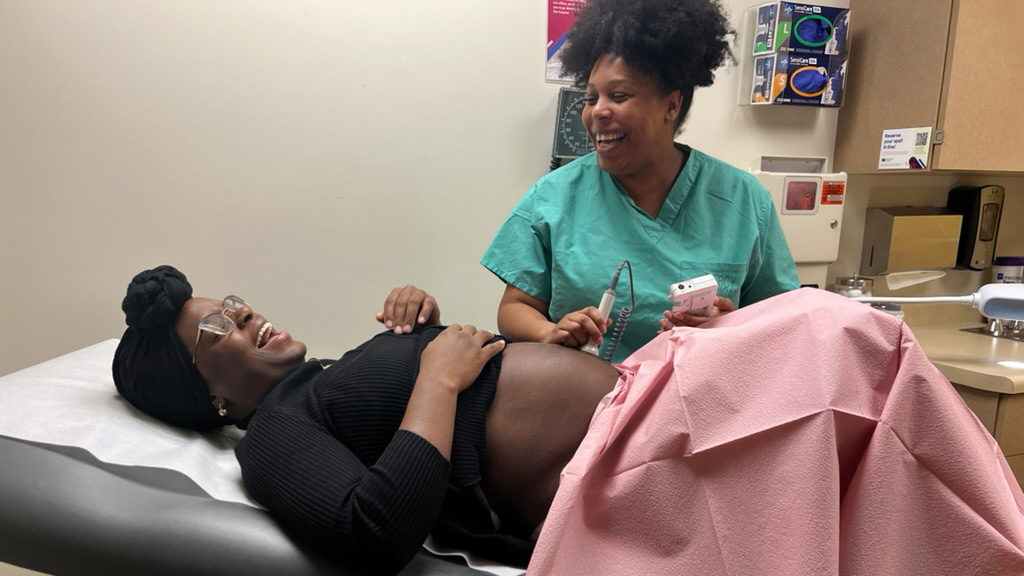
[860,207,962,275]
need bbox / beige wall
[0,0,841,376]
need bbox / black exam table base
[0,435,493,576]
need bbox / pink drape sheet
[529,289,1024,575]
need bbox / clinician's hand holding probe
[544,307,612,349]
[659,296,735,331]
[376,284,442,334]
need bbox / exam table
[0,341,515,576]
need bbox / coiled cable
[602,260,634,362]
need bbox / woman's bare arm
[498,285,607,348]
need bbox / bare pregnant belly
[482,343,620,536]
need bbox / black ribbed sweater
[235,326,533,574]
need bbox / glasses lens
[223,295,247,312]
[199,313,235,335]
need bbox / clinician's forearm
[497,301,555,343]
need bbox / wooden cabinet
[954,384,1024,490]
[834,0,1024,174]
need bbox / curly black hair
[560,0,735,129]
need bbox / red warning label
[821,181,845,205]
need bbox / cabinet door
[933,0,1024,171]
[834,0,954,174]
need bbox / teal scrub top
[481,146,799,363]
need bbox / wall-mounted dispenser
[947,185,1005,270]
[754,156,846,288]
[742,1,851,107]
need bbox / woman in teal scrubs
[481,0,799,362]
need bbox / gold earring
[217,402,227,418]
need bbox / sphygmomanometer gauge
[552,87,595,159]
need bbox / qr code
[915,132,929,146]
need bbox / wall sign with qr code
[878,127,932,170]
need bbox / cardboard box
[753,2,850,57]
[860,207,962,275]
[751,52,848,107]
[750,2,850,107]
[752,2,781,55]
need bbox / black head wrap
[112,265,227,431]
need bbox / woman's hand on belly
[402,325,505,459]
[420,325,505,393]
[376,284,441,334]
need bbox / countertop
[911,323,1024,394]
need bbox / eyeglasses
[193,295,248,366]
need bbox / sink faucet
[986,318,1023,337]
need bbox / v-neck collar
[605,143,700,229]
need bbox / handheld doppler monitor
[669,275,719,317]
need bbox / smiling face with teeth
[176,297,307,422]
[582,53,683,181]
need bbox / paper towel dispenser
[860,207,962,275]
